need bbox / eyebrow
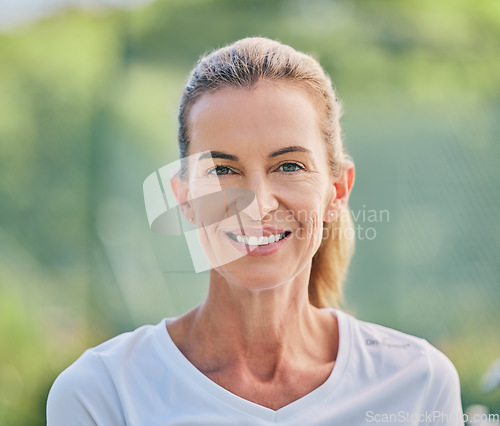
[198,151,238,161]
[268,145,312,158]
[197,146,311,162]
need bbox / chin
[212,259,290,292]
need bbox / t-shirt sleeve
[46,351,125,426]
[422,341,465,426]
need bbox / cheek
[277,180,328,224]
[188,178,222,199]
[189,186,258,231]
[186,176,227,223]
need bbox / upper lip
[225,227,291,237]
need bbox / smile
[226,231,291,246]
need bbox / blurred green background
[1,0,499,424]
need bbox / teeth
[248,236,258,245]
[234,232,287,246]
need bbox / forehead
[187,81,324,155]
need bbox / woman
[47,37,464,425]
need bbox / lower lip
[224,233,291,257]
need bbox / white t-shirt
[47,309,464,425]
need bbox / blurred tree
[0,0,499,422]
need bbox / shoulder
[340,310,461,392]
[47,349,122,425]
[341,310,433,360]
[47,321,164,426]
[340,312,463,425]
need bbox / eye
[276,162,305,173]
[207,165,235,176]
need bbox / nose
[237,174,279,221]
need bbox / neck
[175,266,335,380]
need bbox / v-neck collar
[153,308,352,423]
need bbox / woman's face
[180,81,342,290]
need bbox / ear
[170,171,195,224]
[324,159,355,223]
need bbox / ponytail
[309,205,355,308]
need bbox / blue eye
[278,162,304,173]
[208,165,234,176]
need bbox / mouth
[225,231,292,246]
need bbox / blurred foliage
[0,0,499,423]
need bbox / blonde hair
[177,37,355,308]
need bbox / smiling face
[179,80,340,290]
